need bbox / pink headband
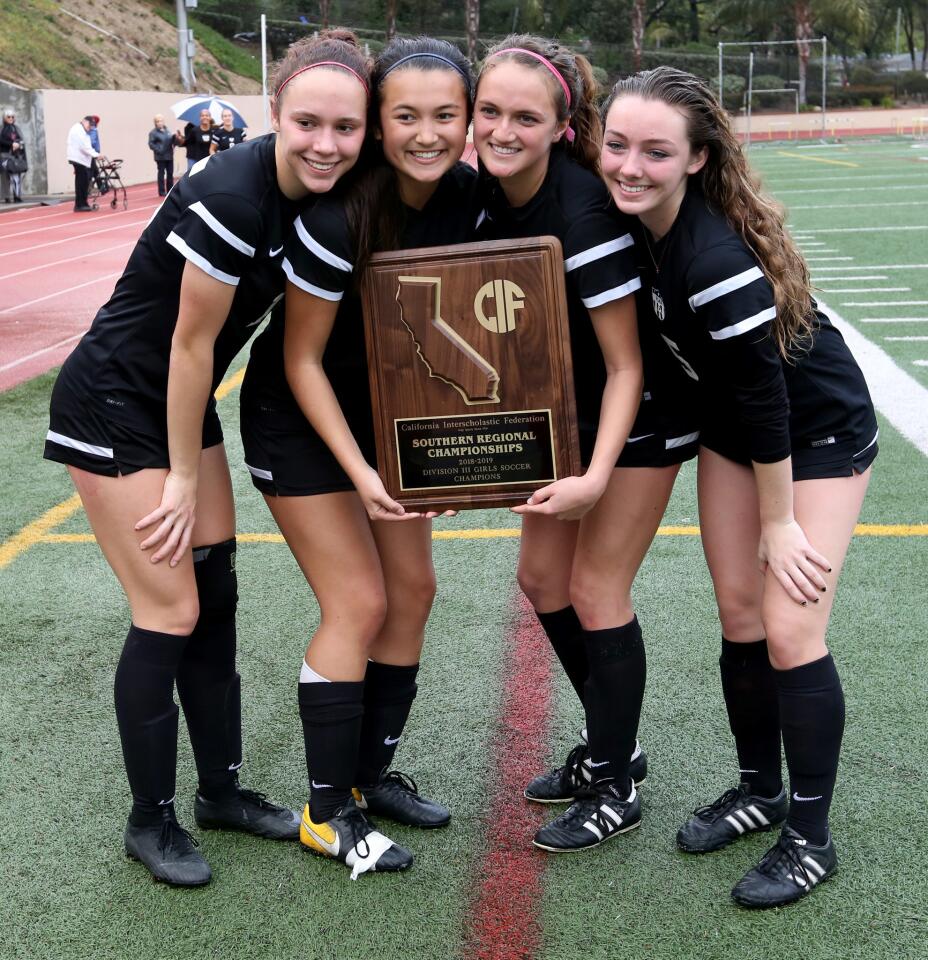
[275,61,369,100]
[488,47,575,143]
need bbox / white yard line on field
[818,299,928,457]
[817,288,910,294]
[841,300,928,307]
[859,317,928,323]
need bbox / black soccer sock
[176,540,241,801]
[777,653,845,846]
[298,680,365,823]
[582,617,646,797]
[114,624,189,824]
[720,637,783,798]
[355,661,419,787]
[537,605,588,705]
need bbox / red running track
[0,181,164,391]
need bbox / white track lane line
[0,240,134,282]
[0,333,83,372]
[0,218,151,259]
[0,201,159,241]
[818,299,928,457]
[0,272,121,316]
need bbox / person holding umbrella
[210,108,246,154]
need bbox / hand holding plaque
[361,236,581,512]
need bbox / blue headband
[380,52,472,89]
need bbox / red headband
[275,61,369,100]
[488,47,576,143]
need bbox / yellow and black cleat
[299,801,413,879]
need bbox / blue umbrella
[171,96,247,128]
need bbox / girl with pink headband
[473,35,649,854]
[42,29,372,889]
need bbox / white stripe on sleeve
[709,305,776,341]
[282,258,343,301]
[167,232,240,285]
[294,217,352,272]
[564,234,634,272]
[688,266,764,310]
[189,201,256,257]
[581,275,641,309]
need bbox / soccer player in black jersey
[602,67,878,908]
[41,32,372,887]
[473,37,653,854]
[240,38,478,878]
[210,109,247,155]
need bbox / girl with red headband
[473,35,652,853]
[42,30,372,888]
[239,35,479,879]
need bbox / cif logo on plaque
[474,279,525,334]
[396,275,528,406]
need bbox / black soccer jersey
[637,184,877,466]
[211,127,246,152]
[473,149,641,449]
[242,162,481,443]
[53,135,303,437]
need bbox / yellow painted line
[33,523,928,550]
[214,365,245,401]
[775,150,859,168]
[0,494,83,569]
[0,368,247,571]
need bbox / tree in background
[466,0,480,61]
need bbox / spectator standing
[67,115,99,212]
[1,108,26,203]
[209,109,246,154]
[182,108,214,171]
[148,114,178,197]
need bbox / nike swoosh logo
[384,735,401,746]
[269,245,283,257]
[588,759,609,768]
[792,793,823,802]
[301,816,340,856]
[311,780,333,789]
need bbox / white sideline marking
[0,240,133,282]
[766,172,926,185]
[806,257,854,262]
[859,318,928,324]
[813,264,928,272]
[0,333,83,372]
[914,360,928,367]
[777,185,928,195]
[885,336,928,341]
[0,272,121,316]
[818,288,910,294]
[787,225,928,236]
[842,301,928,307]
[788,200,928,211]
[813,275,888,282]
[818,299,928,457]
[798,242,827,247]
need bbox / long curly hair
[479,34,601,175]
[603,66,813,357]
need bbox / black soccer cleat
[353,770,450,828]
[533,781,641,852]
[524,732,648,804]
[124,807,212,887]
[676,782,788,853]
[300,800,414,879]
[731,825,838,908]
[194,784,301,840]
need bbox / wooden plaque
[361,236,581,511]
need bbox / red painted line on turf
[464,594,554,960]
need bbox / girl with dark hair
[602,66,877,907]
[42,31,372,888]
[239,36,478,878]
[473,35,652,854]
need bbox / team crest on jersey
[652,286,666,322]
